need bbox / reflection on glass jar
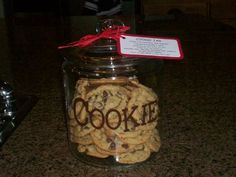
[61,19,163,167]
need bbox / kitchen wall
[0,19,13,84]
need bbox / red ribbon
[58,25,130,49]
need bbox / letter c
[73,97,88,126]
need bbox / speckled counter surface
[0,15,235,177]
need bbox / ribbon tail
[58,35,101,49]
[58,41,81,49]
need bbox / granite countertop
[0,15,235,177]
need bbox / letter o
[89,108,105,129]
[105,109,122,130]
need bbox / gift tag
[118,34,184,60]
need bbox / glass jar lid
[62,19,163,78]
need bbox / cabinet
[141,0,236,27]
[211,0,236,27]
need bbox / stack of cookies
[68,78,161,164]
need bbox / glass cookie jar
[62,19,163,167]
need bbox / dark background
[2,0,236,27]
[3,0,139,16]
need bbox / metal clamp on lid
[0,80,16,117]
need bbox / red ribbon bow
[58,25,130,49]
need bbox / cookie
[130,80,158,101]
[70,134,93,145]
[95,145,116,156]
[86,84,130,123]
[69,116,77,127]
[127,85,159,123]
[119,130,153,145]
[78,144,109,158]
[87,84,129,110]
[69,125,78,137]
[117,144,151,164]
[74,79,89,99]
[90,129,134,154]
[77,144,87,153]
[71,123,95,137]
[88,78,130,85]
[136,121,158,131]
[68,106,75,119]
[146,129,161,152]
[104,121,142,138]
